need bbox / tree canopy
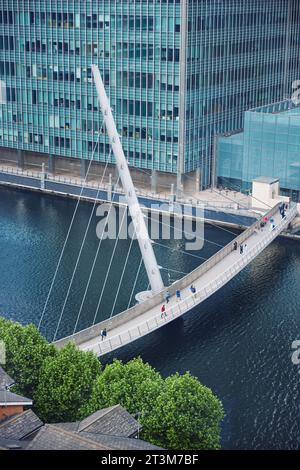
[0,318,56,397]
[34,342,101,422]
[0,318,224,449]
[141,372,225,450]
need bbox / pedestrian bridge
[54,202,297,357]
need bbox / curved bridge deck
[54,203,297,357]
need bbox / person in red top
[161,304,167,319]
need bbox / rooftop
[0,390,32,407]
[0,409,43,441]
[253,176,279,184]
[0,367,14,390]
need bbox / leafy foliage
[80,357,163,418]
[0,318,56,397]
[34,342,101,422]
[141,372,225,450]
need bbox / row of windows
[0,61,15,76]
[199,60,286,88]
[0,11,161,33]
[188,11,288,32]
[0,35,14,51]
[187,36,286,62]
[117,99,153,118]
[118,71,154,89]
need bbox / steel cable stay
[38,122,104,332]
[127,257,144,310]
[92,207,128,326]
[53,149,112,341]
[157,216,225,248]
[110,224,137,318]
[152,240,208,262]
[72,171,121,335]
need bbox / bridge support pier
[17,150,24,169]
[80,159,89,179]
[151,169,158,194]
[48,154,55,175]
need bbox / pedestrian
[176,289,181,302]
[164,290,171,304]
[244,243,248,253]
[100,328,107,341]
[285,202,289,211]
[190,284,196,294]
[234,241,238,251]
[280,203,284,215]
[161,304,167,319]
[240,244,244,255]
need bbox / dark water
[0,186,300,449]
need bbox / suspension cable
[38,123,104,332]
[127,257,144,309]
[152,240,208,261]
[72,172,121,334]
[92,207,128,325]
[53,150,111,341]
[110,225,136,318]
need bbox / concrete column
[195,168,201,192]
[151,169,158,193]
[41,163,45,190]
[48,154,55,174]
[176,173,183,197]
[107,173,112,201]
[80,159,89,179]
[17,150,24,169]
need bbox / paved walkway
[0,161,251,210]
[77,203,297,357]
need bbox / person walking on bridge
[240,244,244,255]
[161,304,167,319]
[190,284,196,294]
[164,290,171,304]
[176,289,181,302]
[100,328,107,341]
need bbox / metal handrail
[85,205,297,355]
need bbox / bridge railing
[55,201,286,349]
[0,164,248,211]
[84,203,297,356]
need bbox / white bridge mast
[92,65,164,296]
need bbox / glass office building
[217,101,300,202]
[0,0,299,188]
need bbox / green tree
[142,372,224,450]
[34,342,101,422]
[0,318,56,398]
[81,357,163,418]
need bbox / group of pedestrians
[161,284,197,319]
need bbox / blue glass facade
[0,0,299,188]
[217,101,300,200]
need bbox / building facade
[0,0,299,189]
[217,101,300,202]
